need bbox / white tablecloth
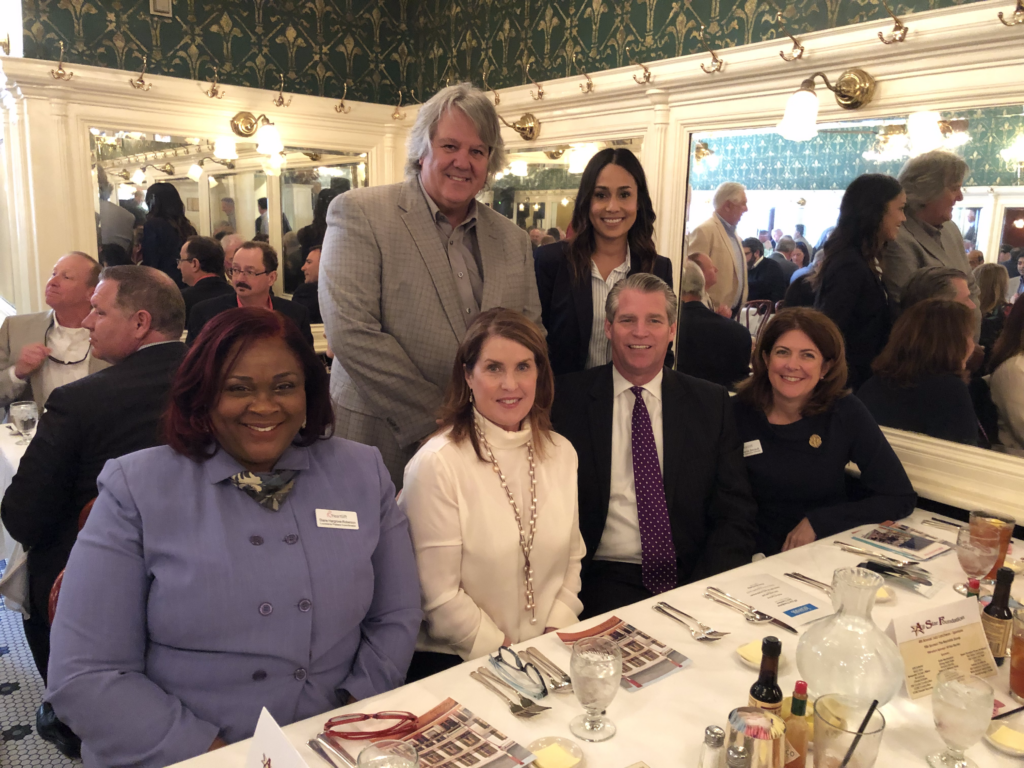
[163,508,1020,767]
[0,425,27,563]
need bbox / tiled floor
[0,561,80,768]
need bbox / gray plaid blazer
[319,177,542,482]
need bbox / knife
[704,586,799,634]
[859,560,933,586]
[834,541,928,571]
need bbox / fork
[476,667,551,713]
[520,648,572,693]
[657,602,730,637]
[703,589,772,623]
[469,670,540,718]
[784,572,833,597]
[653,604,719,640]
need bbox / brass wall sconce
[694,141,715,163]
[777,69,876,141]
[392,91,406,121]
[204,66,224,99]
[544,147,569,160]
[129,55,152,90]
[878,0,909,44]
[0,34,10,56]
[775,13,805,61]
[113,169,132,181]
[999,0,1024,25]
[526,63,544,101]
[152,163,175,175]
[698,26,725,74]
[483,71,500,105]
[335,83,351,114]
[230,111,271,137]
[575,56,594,94]
[51,41,74,81]
[272,73,292,108]
[801,69,875,110]
[626,46,652,85]
[498,113,540,141]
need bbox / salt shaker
[698,725,725,768]
[726,744,750,768]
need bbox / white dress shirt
[586,249,631,369]
[37,318,93,405]
[990,353,1024,457]
[594,367,665,564]
[400,410,585,659]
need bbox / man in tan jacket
[687,182,749,316]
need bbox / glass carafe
[795,567,904,705]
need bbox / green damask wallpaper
[20,0,984,105]
[690,106,1024,190]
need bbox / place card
[890,597,998,700]
[245,708,310,768]
[714,574,832,627]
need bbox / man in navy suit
[551,273,757,617]
[676,261,751,389]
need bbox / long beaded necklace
[475,424,539,624]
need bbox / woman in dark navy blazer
[814,173,906,391]
[535,148,673,377]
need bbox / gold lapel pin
[809,434,822,448]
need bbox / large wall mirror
[680,102,1024,475]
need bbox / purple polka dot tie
[630,386,677,595]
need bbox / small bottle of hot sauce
[783,680,809,768]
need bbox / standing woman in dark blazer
[142,183,197,289]
[814,174,905,390]
[535,148,673,376]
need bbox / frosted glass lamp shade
[255,123,284,156]
[778,88,820,142]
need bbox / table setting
[169,508,1024,768]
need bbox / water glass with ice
[569,636,622,742]
[927,669,994,768]
[9,401,38,445]
[357,739,419,768]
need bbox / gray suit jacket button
[298,599,312,612]
[250,536,264,546]
[252,670,267,681]
[294,668,307,681]
[259,602,273,616]
[283,534,298,544]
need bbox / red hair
[164,308,333,461]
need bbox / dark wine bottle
[748,636,783,714]
[982,566,1015,666]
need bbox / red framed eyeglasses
[324,711,418,740]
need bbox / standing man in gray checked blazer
[320,83,543,487]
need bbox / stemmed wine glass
[569,636,622,742]
[9,401,38,446]
[953,527,1000,596]
[927,669,994,768]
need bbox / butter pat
[738,640,761,664]
[534,744,581,768]
[991,725,1024,751]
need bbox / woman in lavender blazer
[46,308,422,767]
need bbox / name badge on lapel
[316,509,359,530]
[743,440,763,458]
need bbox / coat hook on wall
[575,55,595,93]
[483,71,500,105]
[498,112,541,141]
[334,83,351,114]
[203,66,225,99]
[129,55,152,90]
[272,73,292,107]
[526,63,544,101]
[698,26,725,73]
[878,0,909,43]
[409,89,423,104]
[625,46,652,84]
[392,90,406,121]
[51,41,74,81]
[775,13,805,61]
[998,0,1024,25]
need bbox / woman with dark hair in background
[142,182,197,289]
[858,299,979,446]
[733,308,915,556]
[988,299,1024,456]
[534,147,673,376]
[814,173,905,390]
[793,241,812,269]
[976,262,1010,371]
[298,188,343,260]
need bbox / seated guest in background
[758,229,774,252]
[784,251,820,309]
[401,309,582,677]
[967,249,984,270]
[546,227,562,242]
[552,274,758,618]
[768,236,798,282]
[2,266,186,758]
[221,232,244,279]
[676,261,751,389]
[535,147,673,376]
[814,173,905,390]
[744,237,786,304]
[292,247,323,324]
[688,251,732,317]
[858,299,979,446]
[187,241,313,347]
[0,252,106,411]
[988,299,1024,456]
[793,241,812,271]
[178,236,234,320]
[98,243,133,268]
[1017,252,1024,299]
[976,263,1010,370]
[688,182,749,315]
[900,265,976,311]
[733,308,915,556]
[882,150,980,326]
[46,308,420,767]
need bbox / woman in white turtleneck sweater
[400,308,584,679]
